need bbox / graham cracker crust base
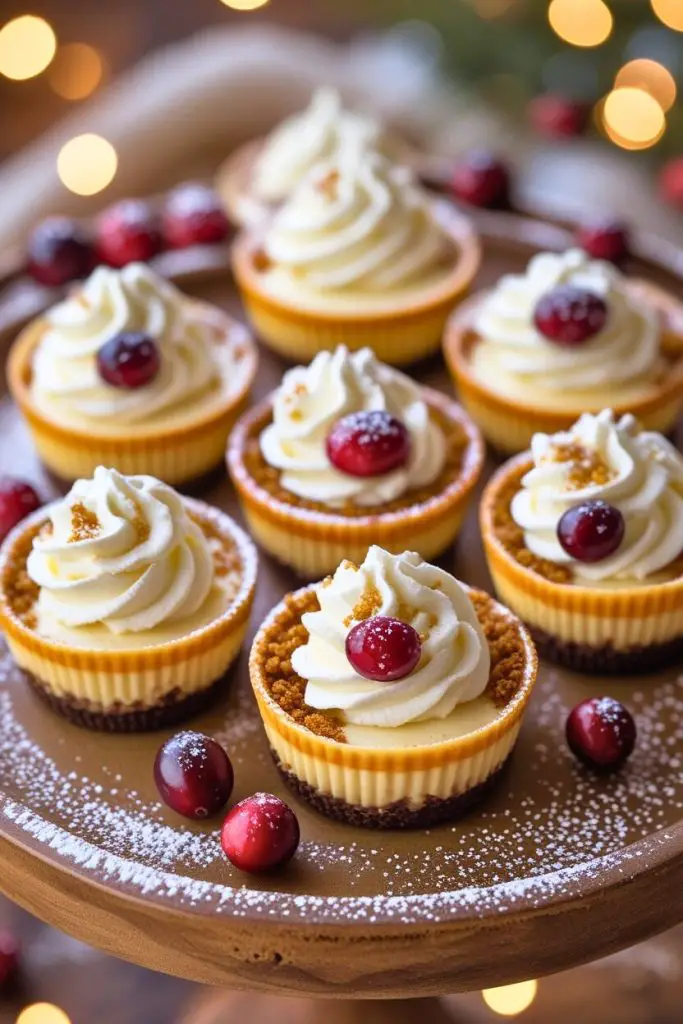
[531,627,683,675]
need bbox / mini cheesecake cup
[232,204,481,367]
[249,584,538,829]
[8,305,258,487]
[0,499,258,732]
[481,454,683,673]
[227,387,485,578]
[444,282,683,455]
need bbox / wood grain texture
[0,213,682,999]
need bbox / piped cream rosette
[249,547,538,828]
[0,467,257,730]
[481,410,683,672]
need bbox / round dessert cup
[226,387,485,578]
[7,305,258,487]
[216,135,418,229]
[444,282,683,455]
[481,453,683,673]
[0,498,258,732]
[249,582,538,829]
[231,204,481,367]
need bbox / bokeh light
[615,59,677,112]
[602,86,666,150]
[57,134,118,196]
[0,16,57,81]
[548,0,613,48]
[474,0,516,18]
[482,980,538,1016]
[651,0,683,32]
[49,43,104,100]
[16,1005,71,1024]
[218,0,270,9]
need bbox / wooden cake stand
[1,215,683,1024]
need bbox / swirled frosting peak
[27,467,214,633]
[473,248,660,394]
[32,263,221,425]
[291,547,490,728]
[253,88,386,203]
[511,410,683,582]
[260,346,446,507]
[262,151,450,293]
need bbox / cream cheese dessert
[232,150,481,365]
[0,467,257,730]
[249,546,538,828]
[9,262,257,484]
[445,247,683,453]
[481,409,683,671]
[227,345,484,576]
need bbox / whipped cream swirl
[28,467,214,633]
[473,249,660,392]
[511,410,683,582]
[263,151,449,292]
[291,547,490,728]
[260,346,446,507]
[253,88,386,203]
[32,263,221,424]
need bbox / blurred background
[1,1,683,1022]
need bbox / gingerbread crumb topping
[317,169,340,201]
[68,502,101,543]
[545,441,614,491]
[257,588,527,742]
[344,583,381,627]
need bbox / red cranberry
[154,731,234,820]
[451,150,511,208]
[97,331,160,390]
[346,616,421,682]
[97,199,163,267]
[163,184,231,248]
[27,217,96,287]
[557,500,625,563]
[0,478,42,543]
[528,94,589,138]
[534,285,608,346]
[0,933,20,989]
[659,157,683,211]
[566,696,636,772]
[326,410,410,477]
[576,219,630,264]
[221,793,300,874]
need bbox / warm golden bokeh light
[0,15,57,81]
[651,0,683,31]
[16,1005,71,1024]
[482,980,539,1016]
[615,59,677,112]
[49,43,104,100]
[548,0,613,47]
[218,0,270,9]
[602,86,666,150]
[57,134,118,196]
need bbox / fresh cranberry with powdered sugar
[97,199,163,267]
[28,217,96,287]
[566,696,636,771]
[154,731,234,820]
[326,410,410,477]
[346,616,422,682]
[97,331,160,390]
[576,219,630,264]
[557,500,624,564]
[163,183,231,248]
[450,150,511,209]
[221,793,300,874]
[534,285,608,346]
[0,479,42,543]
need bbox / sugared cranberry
[557,500,624,563]
[0,933,20,989]
[97,199,163,267]
[566,696,636,772]
[450,150,511,209]
[576,219,630,264]
[346,616,421,682]
[154,731,234,820]
[163,184,231,249]
[0,478,41,543]
[326,410,410,477]
[528,94,589,138]
[534,285,608,346]
[97,331,160,389]
[221,793,300,874]
[27,217,96,287]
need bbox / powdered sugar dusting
[1,643,682,926]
